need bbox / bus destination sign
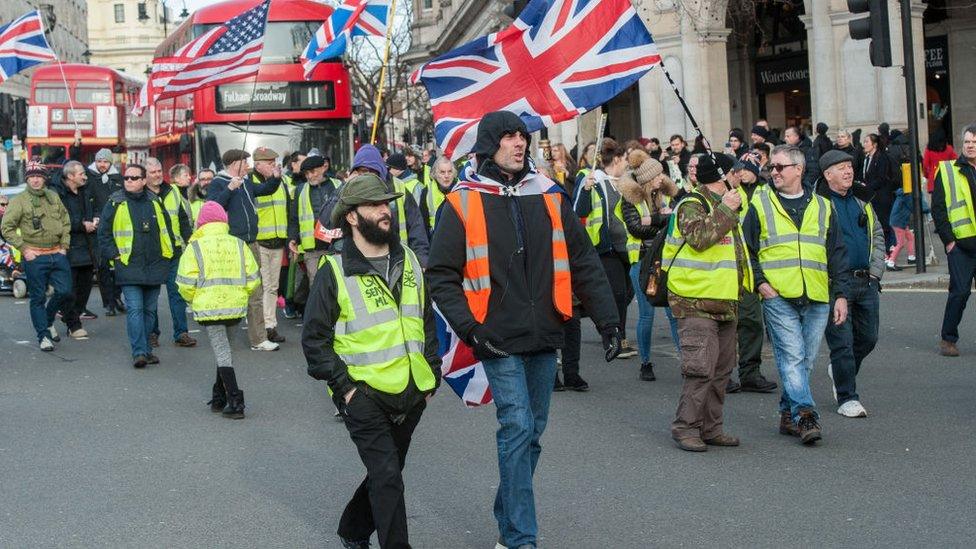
[216,82,335,113]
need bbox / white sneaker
[39,337,54,351]
[69,328,89,340]
[250,340,280,351]
[837,400,868,418]
[826,363,838,403]
[48,326,61,342]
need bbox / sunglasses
[770,163,797,172]
[123,175,144,181]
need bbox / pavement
[0,288,974,548]
[880,222,950,289]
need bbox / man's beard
[356,211,397,246]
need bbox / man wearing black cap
[751,124,771,147]
[288,154,338,282]
[302,173,441,549]
[208,148,283,351]
[427,110,620,549]
[664,153,752,452]
[817,149,885,418]
[387,153,423,207]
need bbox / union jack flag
[435,306,492,407]
[301,0,389,79]
[0,10,58,85]
[411,0,660,160]
[137,0,270,110]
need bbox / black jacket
[427,185,619,355]
[53,180,95,266]
[207,170,282,243]
[861,151,896,208]
[621,201,667,259]
[302,239,441,414]
[931,157,976,254]
[813,134,833,161]
[798,137,821,191]
[97,190,175,287]
[85,163,123,216]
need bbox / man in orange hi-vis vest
[427,111,621,549]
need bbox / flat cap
[819,149,854,172]
[221,149,250,166]
[252,147,278,161]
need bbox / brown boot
[175,333,198,347]
[779,411,799,437]
[703,434,740,446]
[940,340,960,357]
[673,437,707,452]
[796,410,822,445]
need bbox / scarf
[455,158,564,196]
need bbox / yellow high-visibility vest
[176,221,260,320]
[937,160,976,240]
[112,198,173,265]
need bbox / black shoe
[222,390,245,419]
[80,309,98,320]
[739,375,777,393]
[907,256,917,265]
[133,356,147,369]
[797,410,822,445]
[726,379,742,393]
[146,353,160,365]
[208,382,227,413]
[564,374,589,392]
[553,374,566,392]
[104,307,117,317]
[339,537,370,549]
[639,362,656,381]
[266,327,285,343]
[114,297,127,313]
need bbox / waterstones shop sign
[755,53,810,94]
[216,82,334,113]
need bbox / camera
[32,217,42,230]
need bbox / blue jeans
[628,263,679,362]
[23,253,72,341]
[824,277,880,404]
[482,351,558,548]
[152,250,188,340]
[122,285,161,358]
[762,297,830,422]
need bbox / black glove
[470,328,510,361]
[600,326,622,362]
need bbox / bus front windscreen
[196,121,350,172]
[194,21,320,63]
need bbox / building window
[422,0,433,10]
[114,3,124,23]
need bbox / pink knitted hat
[195,201,228,228]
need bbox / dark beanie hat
[697,153,736,185]
[472,111,531,158]
[816,122,829,136]
[386,153,408,171]
[751,125,770,140]
[300,155,326,173]
[729,128,745,143]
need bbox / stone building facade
[407,0,972,154]
[86,0,177,77]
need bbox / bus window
[197,121,351,172]
[76,82,112,104]
[30,145,67,165]
[193,21,320,63]
[34,85,69,104]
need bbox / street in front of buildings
[0,289,972,548]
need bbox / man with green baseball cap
[302,172,440,549]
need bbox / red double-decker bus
[150,0,353,172]
[26,63,149,168]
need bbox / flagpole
[241,0,273,153]
[370,0,398,145]
[41,8,81,136]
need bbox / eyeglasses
[770,163,797,172]
[123,175,143,181]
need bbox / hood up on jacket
[616,170,678,211]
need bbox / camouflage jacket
[668,187,748,322]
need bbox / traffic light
[848,0,892,67]
[503,0,529,20]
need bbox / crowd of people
[1,112,974,549]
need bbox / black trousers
[339,392,425,549]
[63,264,94,331]
[96,256,120,308]
[599,251,631,334]
[942,246,976,343]
[561,314,582,379]
[736,291,764,381]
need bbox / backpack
[638,194,708,307]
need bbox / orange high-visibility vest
[446,190,573,323]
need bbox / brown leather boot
[175,333,198,347]
[796,410,822,445]
[940,340,960,357]
[673,437,707,452]
[703,434,740,446]
[779,411,799,437]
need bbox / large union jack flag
[411,0,660,160]
[301,0,389,79]
[435,306,492,407]
[0,10,58,85]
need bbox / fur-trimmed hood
[617,170,678,211]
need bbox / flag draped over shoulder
[0,10,58,85]
[411,0,660,160]
[301,0,389,79]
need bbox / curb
[883,275,950,289]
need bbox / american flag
[435,307,492,407]
[134,25,225,114]
[143,0,270,106]
[411,0,660,160]
[0,10,58,85]
[301,0,389,79]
